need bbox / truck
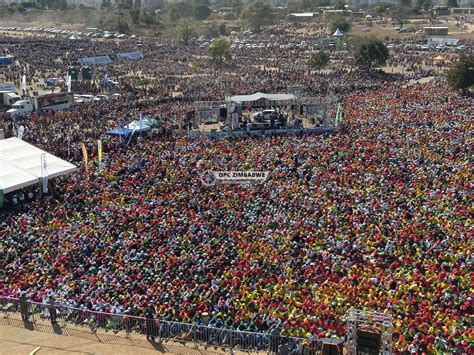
[0,90,22,111]
[6,93,74,116]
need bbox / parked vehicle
[6,100,33,116]
[7,93,74,116]
[0,90,21,111]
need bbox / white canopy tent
[0,137,77,194]
[333,28,344,37]
[124,120,151,131]
[228,92,296,104]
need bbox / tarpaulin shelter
[0,137,77,195]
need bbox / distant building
[287,12,319,22]
[452,7,474,15]
[424,26,449,35]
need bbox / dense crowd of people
[0,26,472,354]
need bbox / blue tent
[105,127,132,137]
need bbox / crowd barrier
[1,296,332,354]
[188,127,333,139]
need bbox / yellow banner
[81,143,88,171]
[97,139,102,163]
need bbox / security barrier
[1,296,330,354]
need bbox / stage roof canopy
[228,92,296,103]
[0,137,77,194]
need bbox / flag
[103,72,109,87]
[17,125,25,140]
[335,103,344,127]
[97,139,102,163]
[67,74,72,93]
[21,74,26,90]
[81,143,88,171]
[139,113,143,131]
[41,153,48,193]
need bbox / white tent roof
[288,13,316,17]
[124,120,151,131]
[228,92,296,103]
[333,28,344,37]
[0,137,77,194]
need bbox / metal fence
[1,296,327,354]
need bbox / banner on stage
[79,56,112,65]
[41,153,48,193]
[81,142,88,171]
[117,52,144,61]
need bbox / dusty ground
[0,313,243,355]
[0,325,165,355]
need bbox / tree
[129,8,141,24]
[330,16,351,34]
[208,37,232,62]
[447,55,474,90]
[240,0,273,32]
[218,23,226,36]
[392,6,409,28]
[351,37,389,69]
[308,51,330,72]
[177,19,195,45]
[142,8,157,27]
[400,0,412,7]
[116,15,131,34]
[101,0,112,8]
[194,4,211,20]
[335,0,345,10]
[447,0,458,7]
[203,22,219,37]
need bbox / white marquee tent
[333,28,344,37]
[0,137,77,194]
[228,92,296,104]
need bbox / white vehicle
[7,100,33,116]
[0,90,21,110]
[35,93,74,111]
[9,93,74,116]
[77,94,99,102]
[253,109,277,121]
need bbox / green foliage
[164,1,212,22]
[351,37,389,68]
[194,4,211,20]
[330,16,351,34]
[308,51,330,71]
[177,18,196,45]
[218,23,226,36]
[203,22,219,37]
[399,0,412,7]
[117,0,133,9]
[335,0,345,10]
[372,5,386,15]
[142,8,157,27]
[101,0,112,8]
[207,37,231,62]
[392,6,409,28]
[447,55,474,90]
[240,0,273,32]
[129,7,140,24]
[117,15,131,33]
[447,0,458,7]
